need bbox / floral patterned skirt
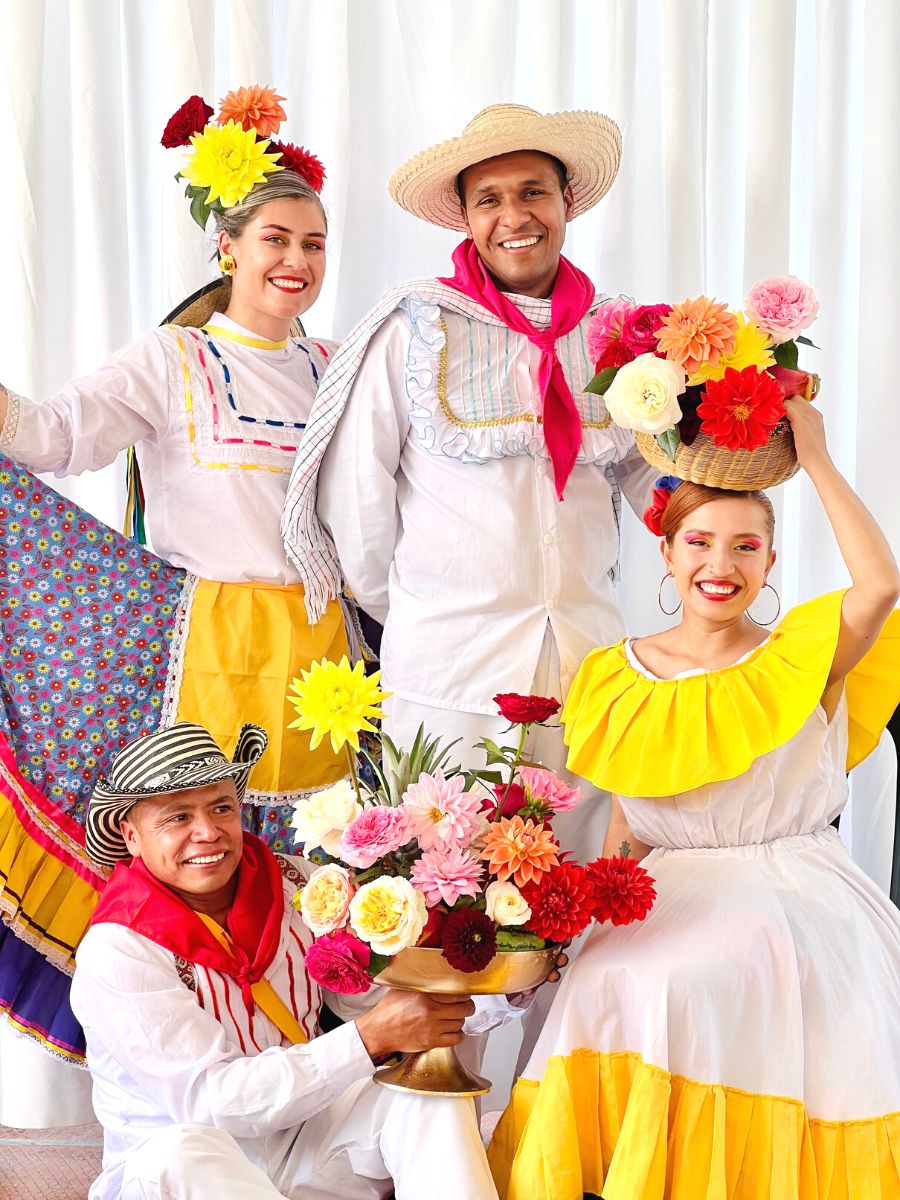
[0,456,345,1063]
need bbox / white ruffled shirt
[316,293,656,713]
[0,313,335,583]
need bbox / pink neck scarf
[440,238,596,499]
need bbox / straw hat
[86,722,268,866]
[162,278,306,336]
[389,103,622,231]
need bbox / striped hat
[86,722,267,867]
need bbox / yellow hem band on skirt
[173,580,351,797]
[488,1049,900,1200]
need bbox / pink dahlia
[517,766,582,814]
[339,804,410,868]
[401,770,484,852]
[410,846,484,908]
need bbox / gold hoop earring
[218,254,236,276]
[657,573,682,616]
[749,581,781,626]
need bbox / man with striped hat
[72,722,507,1199]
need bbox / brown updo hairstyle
[660,481,776,547]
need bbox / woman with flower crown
[488,396,900,1198]
[0,88,352,1095]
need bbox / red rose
[521,862,597,942]
[594,340,635,371]
[587,856,656,926]
[643,486,673,536]
[304,930,372,995]
[441,909,497,972]
[491,781,529,819]
[417,906,448,947]
[160,95,214,149]
[270,141,326,193]
[494,693,561,725]
[619,304,672,356]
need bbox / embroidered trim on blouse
[174,956,198,992]
[202,324,288,351]
[0,388,23,449]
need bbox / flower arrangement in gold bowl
[586,276,821,490]
[286,663,656,1095]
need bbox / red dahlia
[594,339,635,371]
[441,909,497,972]
[160,95,214,148]
[521,862,597,942]
[270,141,326,193]
[587,856,657,926]
[696,366,786,452]
[494,692,561,725]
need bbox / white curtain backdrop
[0,0,898,1123]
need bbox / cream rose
[299,864,354,936]
[291,780,361,858]
[604,353,686,434]
[349,876,428,956]
[484,880,532,927]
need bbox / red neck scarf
[91,833,284,1014]
[440,238,596,499]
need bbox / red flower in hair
[697,366,786,452]
[441,909,497,972]
[494,693,561,726]
[270,141,326,193]
[587,856,656,926]
[521,863,597,942]
[643,487,673,536]
[161,95,214,148]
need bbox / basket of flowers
[284,660,656,1096]
[586,276,821,490]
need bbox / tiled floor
[0,1124,102,1200]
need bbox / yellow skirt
[169,578,349,800]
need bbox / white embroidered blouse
[0,313,335,583]
[316,292,656,713]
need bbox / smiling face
[119,780,244,915]
[459,150,574,298]
[219,196,326,340]
[663,496,776,622]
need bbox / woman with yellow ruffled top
[488,395,900,1200]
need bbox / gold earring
[219,254,236,276]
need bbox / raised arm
[784,397,900,687]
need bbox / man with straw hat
[71,721,509,1199]
[283,104,656,860]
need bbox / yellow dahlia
[689,314,776,385]
[218,85,287,137]
[655,296,738,376]
[287,657,390,754]
[182,120,282,209]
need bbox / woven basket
[635,421,799,490]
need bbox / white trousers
[119,1077,497,1200]
[382,627,611,1103]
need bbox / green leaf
[584,366,619,396]
[495,929,547,952]
[368,951,393,978]
[795,335,818,348]
[773,340,799,370]
[656,427,681,462]
[188,189,211,230]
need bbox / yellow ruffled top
[563,590,900,799]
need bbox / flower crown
[585,277,821,466]
[161,85,326,230]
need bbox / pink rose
[619,304,672,356]
[305,930,372,995]
[745,276,819,344]
[587,298,635,366]
[339,805,410,869]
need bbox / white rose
[484,880,532,927]
[604,353,686,434]
[349,876,428,956]
[291,780,361,858]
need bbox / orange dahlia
[480,816,559,888]
[656,297,738,376]
[697,366,785,451]
[218,85,287,137]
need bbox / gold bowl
[372,946,558,1097]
